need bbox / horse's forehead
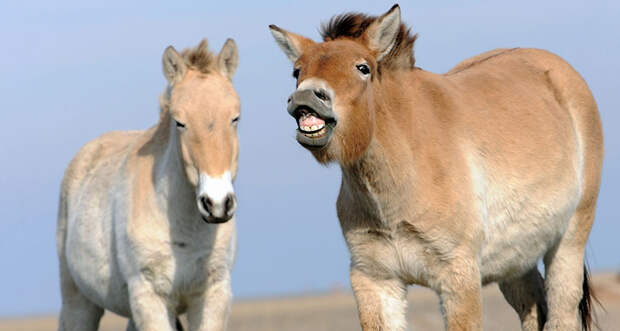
[300,40,371,86]
[172,72,238,112]
[304,40,369,66]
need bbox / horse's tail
[579,265,596,331]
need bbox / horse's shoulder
[62,130,143,195]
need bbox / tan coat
[271,5,603,331]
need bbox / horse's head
[161,39,240,223]
[270,5,416,165]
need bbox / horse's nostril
[201,196,213,214]
[225,194,237,215]
[314,89,330,102]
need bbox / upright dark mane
[320,12,418,70]
[181,39,215,74]
[321,13,375,40]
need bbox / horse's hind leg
[543,207,595,331]
[58,267,103,331]
[499,268,547,330]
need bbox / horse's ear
[269,25,314,63]
[162,46,186,83]
[217,38,239,80]
[364,4,401,61]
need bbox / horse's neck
[339,76,423,227]
[341,137,413,227]
[151,121,197,217]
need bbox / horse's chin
[201,215,232,224]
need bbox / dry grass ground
[2,273,618,331]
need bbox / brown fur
[271,5,603,331]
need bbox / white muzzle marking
[197,171,235,220]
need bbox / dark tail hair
[579,266,595,331]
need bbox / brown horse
[270,4,603,331]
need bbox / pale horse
[57,38,240,331]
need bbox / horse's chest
[345,228,439,286]
[174,249,212,286]
[144,245,212,295]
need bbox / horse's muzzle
[287,88,337,149]
[198,193,236,224]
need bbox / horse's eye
[175,120,186,128]
[356,64,370,75]
[292,68,300,80]
[232,116,240,126]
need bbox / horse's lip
[291,106,337,124]
[295,120,336,150]
[201,215,231,224]
[297,124,326,134]
[289,105,336,150]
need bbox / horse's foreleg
[127,277,176,331]
[435,260,483,331]
[350,268,408,331]
[499,267,547,330]
[58,258,103,331]
[58,291,103,331]
[126,318,183,331]
[126,319,137,331]
[186,272,232,331]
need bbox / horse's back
[474,48,600,197]
[446,48,519,75]
[446,47,602,199]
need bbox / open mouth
[298,111,328,137]
[292,107,336,149]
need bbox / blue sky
[0,0,618,317]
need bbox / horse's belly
[479,190,579,283]
[65,211,131,316]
